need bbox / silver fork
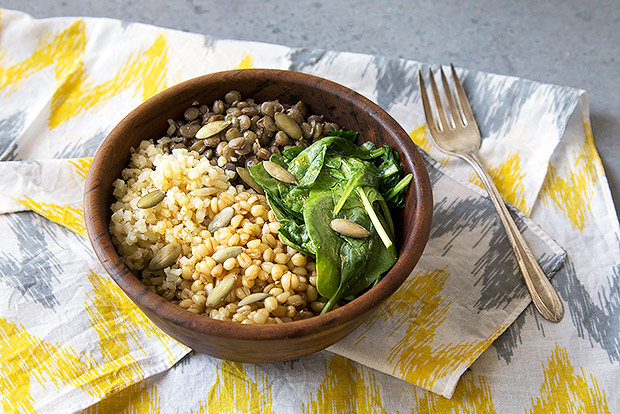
[419,64,564,322]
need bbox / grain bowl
[84,69,432,363]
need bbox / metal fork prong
[428,68,450,132]
[440,66,461,127]
[450,63,476,127]
[418,70,440,134]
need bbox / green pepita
[206,275,237,308]
[190,187,218,197]
[263,161,298,185]
[137,190,165,209]
[237,293,272,307]
[195,120,231,139]
[274,112,302,140]
[236,167,264,194]
[207,207,235,233]
[211,246,244,263]
[149,242,182,270]
[330,219,371,238]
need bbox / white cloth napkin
[0,9,618,413]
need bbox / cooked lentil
[157,91,339,180]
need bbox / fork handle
[463,153,564,322]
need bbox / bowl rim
[84,68,433,342]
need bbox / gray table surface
[3,0,619,219]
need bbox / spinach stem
[386,173,413,202]
[321,289,341,314]
[357,187,393,249]
[333,173,361,215]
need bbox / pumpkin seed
[190,187,218,197]
[274,112,302,140]
[236,167,264,194]
[263,161,298,185]
[149,242,182,270]
[195,120,231,139]
[237,292,272,307]
[211,246,243,263]
[137,190,165,209]
[207,207,235,233]
[206,275,237,308]
[330,219,371,238]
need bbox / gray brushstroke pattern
[369,57,423,112]
[286,48,328,72]
[556,261,620,362]
[54,129,107,158]
[425,155,566,311]
[471,215,565,310]
[0,110,26,161]
[0,212,64,308]
[491,306,529,363]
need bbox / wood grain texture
[84,69,433,363]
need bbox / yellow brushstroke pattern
[82,380,160,414]
[409,125,432,153]
[14,195,86,236]
[197,361,274,414]
[0,317,143,413]
[86,270,180,364]
[356,267,508,390]
[231,53,255,70]
[540,122,604,231]
[69,157,93,179]
[303,354,386,414]
[414,371,496,414]
[469,151,529,214]
[409,125,449,166]
[0,20,87,95]
[49,33,169,128]
[84,271,145,382]
[528,345,610,414]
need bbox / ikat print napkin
[0,8,618,414]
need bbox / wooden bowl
[84,69,432,363]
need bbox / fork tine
[418,70,440,135]
[450,63,477,127]
[428,68,450,132]
[440,66,461,127]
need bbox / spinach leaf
[332,157,380,214]
[248,162,286,196]
[289,143,328,187]
[326,129,359,143]
[269,153,290,169]
[303,191,342,298]
[250,164,304,221]
[280,186,310,220]
[278,219,316,257]
[324,136,376,159]
[344,213,397,298]
[321,205,372,313]
[248,133,411,314]
[377,146,410,208]
[282,145,304,161]
[322,236,369,313]
[288,137,376,188]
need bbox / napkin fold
[2,8,618,413]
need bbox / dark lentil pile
[157,90,340,178]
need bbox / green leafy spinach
[248,132,411,313]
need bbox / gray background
[2,0,619,217]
